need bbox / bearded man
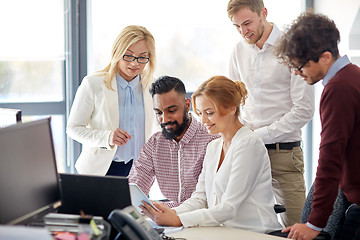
[128,75,219,207]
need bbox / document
[147,219,184,235]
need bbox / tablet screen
[129,183,158,213]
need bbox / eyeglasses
[294,50,327,72]
[296,62,307,72]
[123,54,150,64]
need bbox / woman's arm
[178,136,268,227]
[67,76,113,148]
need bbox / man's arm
[229,48,241,82]
[255,73,315,143]
[128,138,156,195]
[308,81,356,227]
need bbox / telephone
[108,205,164,240]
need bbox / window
[87,0,239,91]
[0,0,66,172]
[87,0,302,90]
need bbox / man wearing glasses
[276,12,360,240]
[227,0,315,227]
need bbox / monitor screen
[0,108,22,128]
[0,117,62,225]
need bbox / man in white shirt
[227,0,315,227]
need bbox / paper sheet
[147,219,184,235]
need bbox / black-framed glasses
[294,50,327,72]
[296,62,306,72]
[123,54,150,64]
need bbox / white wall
[315,0,360,54]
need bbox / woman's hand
[140,201,182,227]
[109,128,132,147]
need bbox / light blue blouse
[114,74,145,163]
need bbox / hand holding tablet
[129,183,158,213]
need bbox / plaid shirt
[128,114,219,207]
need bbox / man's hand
[282,223,320,240]
[140,201,182,227]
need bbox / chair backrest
[274,204,286,214]
[301,183,350,240]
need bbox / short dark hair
[149,75,186,97]
[275,11,340,68]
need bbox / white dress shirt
[114,75,145,163]
[229,24,314,144]
[173,126,282,233]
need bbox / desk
[169,227,285,240]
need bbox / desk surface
[169,227,285,240]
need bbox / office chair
[269,183,350,240]
[274,204,286,214]
[300,183,350,240]
[266,203,288,238]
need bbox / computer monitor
[0,108,22,128]
[0,117,62,225]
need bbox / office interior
[0,0,359,234]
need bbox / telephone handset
[108,205,163,240]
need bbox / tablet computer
[129,183,158,213]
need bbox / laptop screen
[58,173,132,219]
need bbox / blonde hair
[227,0,264,20]
[101,25,156,90]
[192,76,247,117]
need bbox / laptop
[58,173,132,219]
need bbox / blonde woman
[141,76,282,233]
[67,25,156,176]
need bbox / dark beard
[161,110,190,140]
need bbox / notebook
[58,173,132,219]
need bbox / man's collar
[249,23,279,51]
[322,55,351,86]
[265,23,279,47]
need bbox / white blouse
[173,126,282,233]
